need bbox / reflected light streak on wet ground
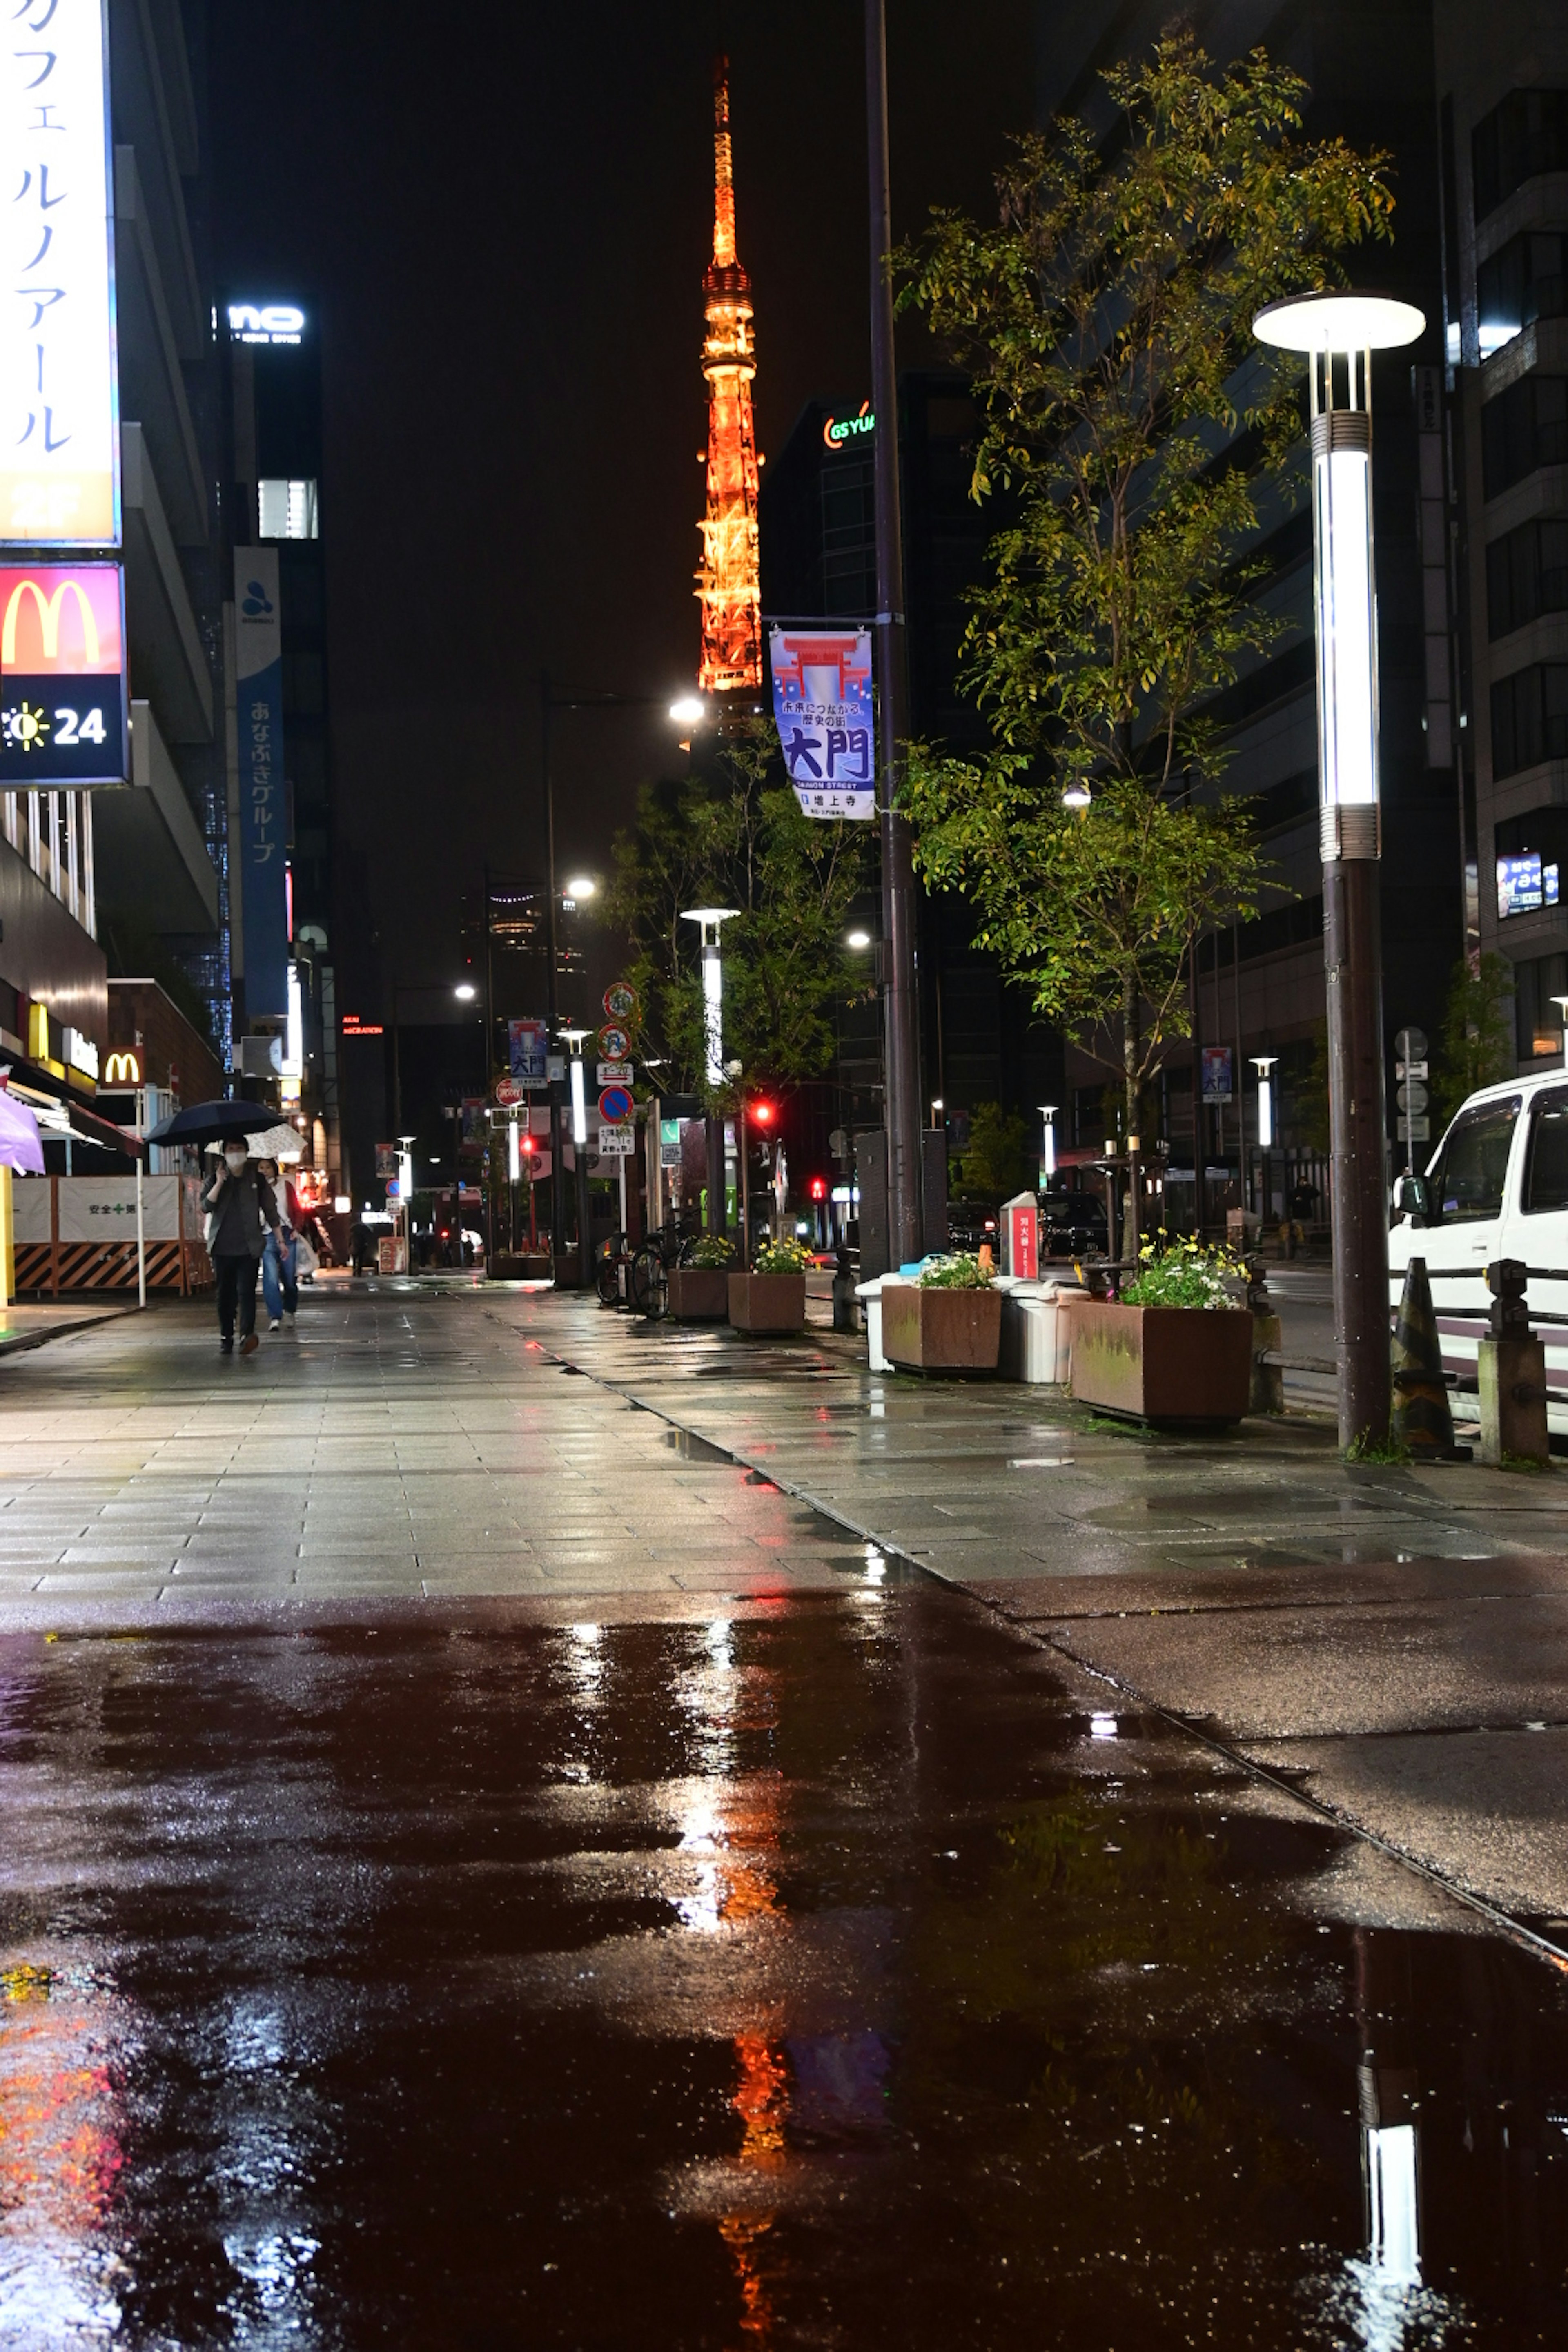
[1,1587,1567,2346]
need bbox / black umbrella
[144,1097,279,1145]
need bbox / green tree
[896,33,1392,1178]
[1432,950,1515,1126]
[605,718,874,1104]
[949,1101,1034,1203]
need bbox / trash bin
[855,1271,907,1373]
[998,1278,1084,1383]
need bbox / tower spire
[696,54,761,697]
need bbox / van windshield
[1426,1097,1521,1223]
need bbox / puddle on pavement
[1,1591,1565,2347]
[665,1427,733,1465]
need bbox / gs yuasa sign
[0,563,127,783]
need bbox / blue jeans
[262,1232,298,1321]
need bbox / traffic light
[808,1176,827,1202]
[750,1099,776,1127]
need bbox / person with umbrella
[200,1131,283,1356]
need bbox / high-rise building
[0,0,226,1161]
[696,58,762,698]
[220,297,344,1194]
[1436,6,1568,1073]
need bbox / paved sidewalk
[498,1288,1568,1935]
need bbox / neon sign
[0,563,127,784]
[227,304,306,345]
[822,402,874,450]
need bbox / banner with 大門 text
[768,628,875,820]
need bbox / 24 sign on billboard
[0,563,126,783]
[0,0,121,546]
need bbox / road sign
[596,1124,636,1156]
[598,1084,635,1125]
[494,1077,523,1108]
[1396,1080,1429,1114]
[597,1061,633,1084]
[597,1023,630,1062]
[603,981,641,1026]
[1398,1116,1431,1143]
[1394,1025,1428,1064]
[1396,1058,1428,1082]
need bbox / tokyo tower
[696,57,761,696]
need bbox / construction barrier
[11,1175,212,1298]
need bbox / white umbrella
[204,1121,305,1163]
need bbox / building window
[1482,375,1568,497]
[1472,88,1568,224]
[258,478,319,540]
[1512,949,1565,1060]
[1491,664,1568,776]
[1487,517,1568,636]
[1477,233,1568,356]
[820,456,875,616]
[1495,806,1568,917]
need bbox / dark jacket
[202,1163,281,1258]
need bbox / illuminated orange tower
[697,58,762,696]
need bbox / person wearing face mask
[201,1141,282,1356]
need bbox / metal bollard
[1478,1259,1549,1468]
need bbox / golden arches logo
[104,1051,140,1085]
[2,577,101,668]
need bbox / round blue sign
[598,1085,634,1125]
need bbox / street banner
[234,550,289,1018]
[1200,1045,1234,1104]
[0,1,121,546]
[374,1143,398,1179]
[0,563,127,783]
[768,628,875,820]
[508,1017,548,1085]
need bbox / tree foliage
[605,719,874,1104]
[1433,951,1515,1127]
[949,1101,1034,1203]
[895,33,1394,1140]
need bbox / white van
[1390,1069,1568,1429]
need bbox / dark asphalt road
[4,1586,1568,2348]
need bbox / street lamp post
[1251,1055,1277,1233]
[865,0,923,1269]
[541,679,702,1275]
[1038,1105,1058,1189]
[559,1024,591,1276]
[1254,291,1425,1449]
[680,906,739,1236]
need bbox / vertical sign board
[1200,1046,1234,1104]
[234,551,288,1017]
[768,629,875,820]
[508,1018,548,1086]
[0,562,126,781]
[0,0,121,547]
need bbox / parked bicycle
[626,1222,702,1320]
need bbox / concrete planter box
[668,1265,731,1321]
[1069,1301,1252,1425]
[488,1253,554,1282]
[883,1283,1002,1373]
[728,1271,806,1334]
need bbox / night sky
[209,0,1036,1018]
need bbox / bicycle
[627,1222,700,1321]
[594,1231,633,1308]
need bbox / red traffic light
[750,1100,776,1126]
[520,1133,536,1154]
[808,1176,827,1201]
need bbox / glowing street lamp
[1250,1056,1278,1152]
[670,695,706,726]
[1254,288,1424,1450]
[1038,1105,1058,1186]
[680,906,740,1233]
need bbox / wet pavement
[6,1589,1568,2348]
[2,1284,1568,2343]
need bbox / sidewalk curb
[0,1304,140,1359]
[522,1314,1568,1982]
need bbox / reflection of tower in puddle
[0,1958,129,2336]
[677,1618,790,2343]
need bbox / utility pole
[539,672,566,1269]
[866,0,922,1268]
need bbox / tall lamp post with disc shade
[1252,290,1425,1449]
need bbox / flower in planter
[1119,1231,1245,1310]
[688,1234,735,1269]
[916,1252,995,1291]
[752,1236,810,1276]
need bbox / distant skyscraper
[696,58,762,696]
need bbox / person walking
[202,1142,281,1356]
[256,1157,299,1334]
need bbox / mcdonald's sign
[0,563,127,786]
[104,1051,141,1086]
